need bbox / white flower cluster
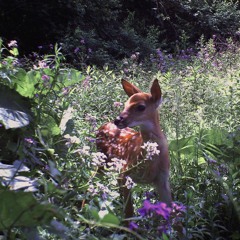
[107,158,126,172]
[64,134,80,148]
[125,176,136,189]
[141,141,160,160]
[91,152,107,167]
[88,182,110,199]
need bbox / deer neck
[140,111,170,171]
[140,112,163,143]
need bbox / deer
[96,79,172,219]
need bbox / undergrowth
[0,37,239,239]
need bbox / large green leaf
[40,114,61,137]
[14,69,40,98]
[0,191,58,230]
[0,86,31,129]
[57,69,85,87]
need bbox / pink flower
[42,75,50,81]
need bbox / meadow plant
[0,37,240,239]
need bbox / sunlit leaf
[0,85,31,129]
[100,213,120,225]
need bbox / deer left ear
[150,79,162,107]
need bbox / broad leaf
[0,191,58,230]
[0,86,31,129]
[100,212,120,225]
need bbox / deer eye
[136,104,146,111]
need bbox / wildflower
[64,134,80,147]
[113,102,123,108]
[42,74,50,81]
[171,202,186,213]
[82,76,91,88]
[107,158,126,172]
[138,200,171,219]
[34,60,48,69]
[129,221,139,230]
[125,176,136,189]
[154,202,171,220]
[87,184,98,196]
[74,47,80,54]
[130,52,139,61]
[62,87,69,95]
[138,200,155,216]
[24,138,35,145]
[8,40,18,48]
[141,141,160,160]
[95,182,110,199]
[80,39,85,44]
[91,152,107,167]
[145,191,156,200]
[86,137,95,143]
[74,146,90,156]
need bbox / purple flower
[172,202,186,213]
[144,191,155,200]
[129,221,139,230]
[74,47,80,54]
[42,74,50,81]
[138,200,156,217]
[138,200,171,219]
[154,202,171,220]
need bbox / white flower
[107,158,126,172]
[141,141,160,160]
[74,146,90,156]
[8,40,18,48]
[125,176,136,189]
[91,152,107,167]
[64,134,80,147]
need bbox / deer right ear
[150,79,162,107]
[121,79,142,97]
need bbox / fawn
[96,79,172,218]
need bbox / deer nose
[114,116,123,126]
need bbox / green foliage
[0,37,240,239]
[0,190,58,230]
[2,0,240,67]
[0,41,84,238]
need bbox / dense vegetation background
[1,0,240,66]
[0,0,240,239]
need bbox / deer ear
[150,79,162,106]
[121,79,142,97]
